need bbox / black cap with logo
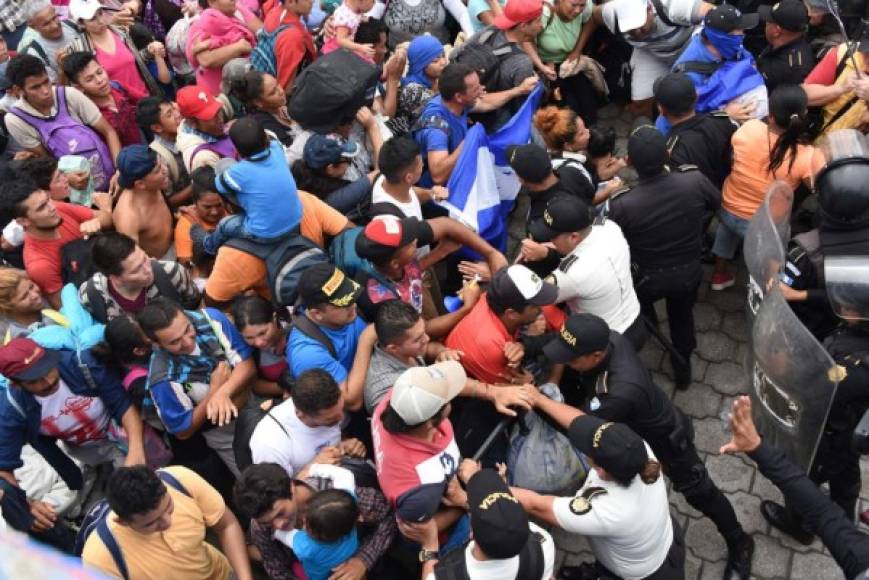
[543,313,611,363]
[528,195,594,242]
[297,263,362,308]
[507,144,553,183]
[759,0,809,32]
[567,415,650,483]
[467,469,530,559]
[704,3,759,32]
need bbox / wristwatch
[418,549,438,563]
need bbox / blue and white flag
[441,84,545,255]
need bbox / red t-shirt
[97,85,143,147]
[804,48,839,86]
[264,8,317,90]
[445,293,515,384]
[23,202,94,295]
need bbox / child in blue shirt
[199,116,303,254]
[274,488,359,580]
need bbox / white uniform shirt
[248,397,341,477]
[552,444,673,580]
[551,220,641,333]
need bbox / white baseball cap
[612,0,649,32]
[389,361,467,426]
[69,0,103,22]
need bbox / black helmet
[814,130,869,231]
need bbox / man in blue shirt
[138,298,256,476]
[287,264,373,413]
[199,116,304,254]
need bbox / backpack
[226,233,329,307]
[9,88,114,191]
[191,136,239,167]
[328,227,399,296]
[451,27,525,92]
[435,531,546,580]
[84,260,186,323]
[250,11,296,76]
[60,237,97,288]
[74,470,191,579]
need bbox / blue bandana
[402,35,445,89]
[703,27,745,60]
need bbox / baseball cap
[493,0,544,30]
[759,0,809,31]
[0,338,61,382]
[628,125,668,177]
[69,0,103,21]
[568,415,650,483]
[704,3,759,32]
[611,0,649,33]
[389,361,467,425]
[653,72,697,114]
[488,265,558,311]
[528,195,593,242]
[297,263,362,308]
[355,215,427,262]
[507,144,552,183]
[304,134,360,170]
[177,85,223,121]
[116,144,158,188]
[467,469,530,559]
[543,313,611,363]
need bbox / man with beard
[0,179,112,308]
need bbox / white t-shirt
[601,0,701,57]
[371,176,424,220]
[551,220,641,333]
[248,397,341,477]
[35,379,111,446]
[552,444,672,580]
[423,523,555,580]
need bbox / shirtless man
[113,144,174,259]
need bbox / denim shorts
[711,208,751,260]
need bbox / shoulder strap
[4,385,26,419]
[516,531,545,580]
[266,409,291,437]
[156,469,192,497]
[291,314,338,359]
[23,40,49,64]
[85,282,109,324]
[434,546,471,580]
[149,140,180,183]
[150,261,184,304]
[824,95,860,131]
[541,1,556,29]
[673,60,722,76]
[96,518,130,580]
[649,0,676,27]
[77,349,99,391]
[835,42,858,81]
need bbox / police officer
[529,196,648,351]
[781,130,869,339]
[757,0,816,92]
[511,413,685,580]
[539,314,755,580]
[607,126,721,389]
[653,72,737,189]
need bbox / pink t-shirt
[322,3,363,54]
[94,31,149,101]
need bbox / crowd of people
[0,0,866,579]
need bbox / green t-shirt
[536,1,593,64]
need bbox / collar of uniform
[668,113,708,134]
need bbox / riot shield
[825,256,869,321]
[743,183,841,472]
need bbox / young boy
[136,96,192,207]
[372,136,448,221]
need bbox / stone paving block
[651,371,675,399]
[790,550,845,580]
[728,491,767,535]
[674,382,722,419]
[705,454,753,494]
[669,490,702,519]
[692,417,731,455]
[684,517,727,562]
[720,311,748,341]
[768,526,826,553]
[699,559,726,580]
[696,333,739,363]
[751,469,784,506]
[693,303,722,332]
[704,361,748,397]
[707,286,748,313]
[638,341,665,372]
[751,533,793,579]
[685,553,702,580]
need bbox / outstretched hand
[719,396,762,455]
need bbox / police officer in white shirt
[512,414,684,580]
[529,195,648,351]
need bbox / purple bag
[10,88,115,190]
[191,136,239,166]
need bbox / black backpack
[434,531,545,580]
[83,260,188,323]
[60,237,97,288]
[451,27,525,92]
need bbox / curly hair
[534,105,579,151]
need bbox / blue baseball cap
[117,144,158,188]
[303,134,359,170]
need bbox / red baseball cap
[176,86,223,121]
[0,338,60,381]
[355,215,426,261]
[494,0,543,30]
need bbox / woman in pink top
[67,2,166,100]
[186,0,261,95]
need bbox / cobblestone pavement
[509,104,866,579]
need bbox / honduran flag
[440,84,545,256]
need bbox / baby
[58,155,95,207]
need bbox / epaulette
[558,254,579,273]
[675,164,699,173]
[568,486,609,515]
[609,184,633,200]
[666,134,679,154]
[710,110,730,118]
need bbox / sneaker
[711,272,735,291]
[723,532,754,580]
[760,500,814,545]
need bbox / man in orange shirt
[0,179,112,308]
[263,0,318,93]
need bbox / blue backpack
[329,227,398,296]
[74,470,191,579]
[250,12,294,76]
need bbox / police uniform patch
[590,396,601,411]
[569,496,591,514]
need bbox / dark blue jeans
[0,480,76,553]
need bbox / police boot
[671,354,691,391]
[723,532,754,580]
[760,500,814,545]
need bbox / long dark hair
[91,313,152,367]
[290,159,350,199]
[767,85,809,175]
[232,295,276,331]
[230,70,266,110]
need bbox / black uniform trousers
[636,262,702,371]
